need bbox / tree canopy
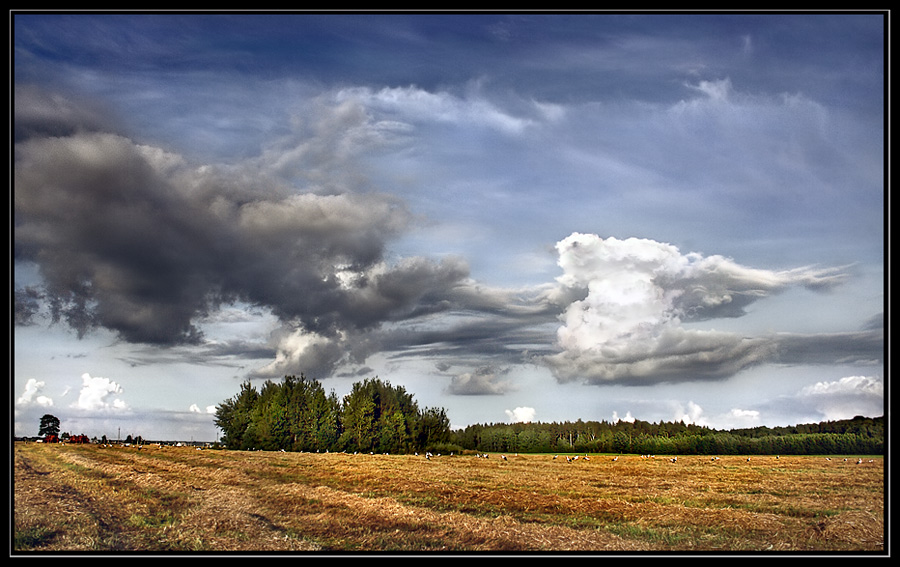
[215,375,452,454]
[38,414,60,438]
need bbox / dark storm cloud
[14,286,43,326]
[13,86,472,349]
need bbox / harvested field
[13,442,884,554]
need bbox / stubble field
[13,442,884,554]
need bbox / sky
[12,11,886,442]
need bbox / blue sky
[13,12,885,442]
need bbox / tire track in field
[275,482,649,551]
[50,446,322,551]
[14,445,144,550]
[58,447,645,551]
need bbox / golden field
[13,442,884,553]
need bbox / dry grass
[13,443,885,554]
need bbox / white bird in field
[501,455,507,461]
[857,458,863,464]
[612,456,618,462]
[670,457,677,463]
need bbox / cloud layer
[14,81,882,389]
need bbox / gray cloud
[14,286,43,326]
[13,84,119,142]
[772,329,884,367]
[251,283,563,380]
[446,365,514,395]
[13,86,471,353]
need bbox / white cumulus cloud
[71,373,128,412]
[612,411,635,423]
[797,375,883,421]
[673,401,708,426]
[505,406,536,423]
[543,233,848,384]
[17,378,53,408]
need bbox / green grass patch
[14,525,60,549]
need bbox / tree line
[214,375,882,456]
[214,375,453,454]
[450,415,884,456]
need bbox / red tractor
[43,434,59,443]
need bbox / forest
[452,414,884,456]
[214,375,884,456]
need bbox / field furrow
[13,443,884,553]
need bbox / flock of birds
[95,443,877,466]
[424,452,879,466]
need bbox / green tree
[315,389,343,451]
[416,406,451,451]
[342,383,377,452]
[254,380,292,450]
[38,414,60,438]
[215,380,259,449]
[378,411,409,454]
[340,377,426,453]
